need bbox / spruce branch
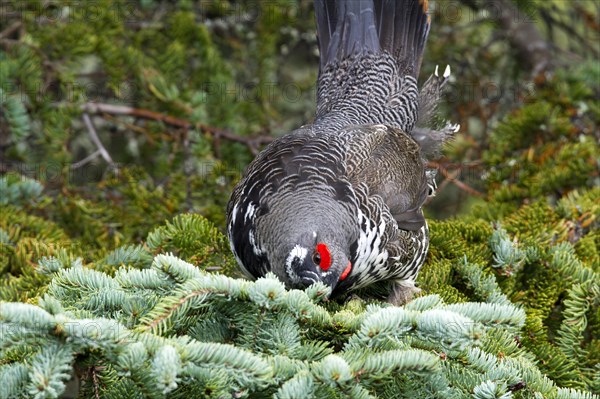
[489,227,526,276]
[0,92,32,149]
[416,309,483,352]
[102,245,153,270]
[404,294,444,312]
[312,354,353,388]
[26,345,74,399]
[346,307,416,351]
[455,258,511,305]
[114,268,171,290]
[472,380,512,399]
[181,341,274,390]
[549,243,599,285]
[151,253,204,283]
[0,363,28,398]
[353,349,441,380]
[137,288,213,335]
[555,387,600,399]
[0,302,57,331]
[151,345,181,394]
[500,356,554,395]
[556,282,599,378]
[443,302,526,330]
[275,372,316,399]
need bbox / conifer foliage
[1,177,599,398]
[0,243,574,398]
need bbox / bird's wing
[341,124,429,231]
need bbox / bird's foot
[387,280,421,306]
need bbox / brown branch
[100,113,156,144]
[92,367,100,399]
[81,102,274,154]
[428,161,485,198]
[0,21,22,40]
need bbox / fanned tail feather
[315,0,431,78]
[314,0,456,156]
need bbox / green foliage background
[0,0,599,398]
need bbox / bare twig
[428,161,485,198]
[82,113,118,171]
[440,167,484,198]
[80,102,274,154]
[0,21,22,40]
[70,150,101,170]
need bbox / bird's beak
[327,259,352,292]
[340,260,352,281]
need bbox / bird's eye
[314,243,332,271]
[312,251,321,265]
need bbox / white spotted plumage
[244,203,256,221]
[351,208,389,289]
[285,245,308,284]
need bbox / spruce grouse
[227,0,457,305]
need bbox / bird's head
[280,231,353,291]
[255,190,358,294]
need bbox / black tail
[315,0,431,77]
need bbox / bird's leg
[387,280,421,306]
